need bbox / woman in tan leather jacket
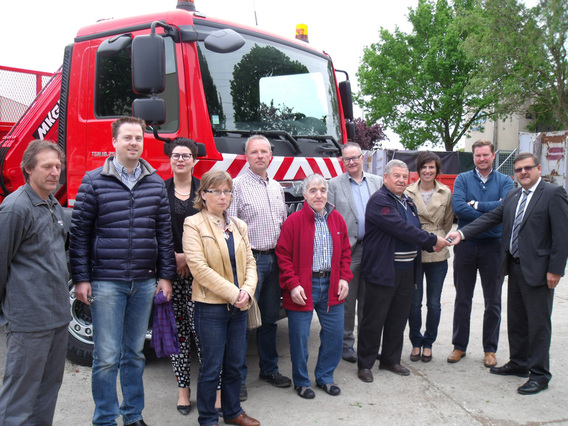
[405,151,454,363]
[182,170,259,426]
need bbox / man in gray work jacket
[0,140,71,425]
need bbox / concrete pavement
[2,245,568,425]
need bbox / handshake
[433,231,462,252]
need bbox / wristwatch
[468,200,478,209]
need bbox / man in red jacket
[276,174,352,400]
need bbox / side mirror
[131,32,165,94]
[346,121,356,142]
[339,80,354,121]
[132,95,166,125]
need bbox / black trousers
[357,267,414,369]
[452,241,503,352]
[507,258,554,383]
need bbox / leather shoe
[447,349,466,363]
[379,363,410,376]
[358,368,373,383]
[342,347,357,363]
[224,412,260,426]
[490,362,529,377]
[409,348,421,362]
[127,421,148,426]
[177,404,192,415]
[517,379,548,395]
[484,352,497,368]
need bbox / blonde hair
[193,170,233,211]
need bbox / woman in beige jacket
[183,170,259,426]
[405,151,454,363]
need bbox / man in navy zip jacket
[447,140,514,368]
[70,116,176,426]
[357,160,448,383]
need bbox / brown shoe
[357,368,374,383]
[224,412,260,426]
[447,349,466,363]
[484,352,497,368]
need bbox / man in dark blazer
[446,153,568,395]
[328,142,383,363]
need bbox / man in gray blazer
[328,142,383,362]
[446,153,568,395]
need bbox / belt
[252,249,275,255]
[312,271,331,278]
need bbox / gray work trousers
[0,324,68,426]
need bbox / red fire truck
[0,0,353,365]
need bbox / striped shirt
[112,157,142,189]
[228,168,287,251]
[313,208,333,272]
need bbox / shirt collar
[113,157,141,176]
[245,167,270,184]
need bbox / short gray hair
[302,174,327,194]
[342,142,362,154]
[245,135,271,152]
[385,159,408,176]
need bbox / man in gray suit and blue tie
[328,142,383,363]
[447,152,568,395]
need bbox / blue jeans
[90,279,156,426]
[286,277,344,387]
[241,252,281,383]
[194,302,247,426]
[409,260,448,349]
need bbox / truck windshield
[195,24,342,156]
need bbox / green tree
[357,0,495,151]
[462,0,568,131]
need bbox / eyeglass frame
[204,189,233,196]
[171,153,193,161]
[513,164,538,174]
[342,153,363,163]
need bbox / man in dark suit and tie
[446,152,568,395]
[328,142,383,362]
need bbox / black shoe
[379,363,410,376]
[295,385,315,399]
[342,347,357,363]
[490,362,529,378]
[357,368,374,383]
[127,421,148,426]
[177,404,192,415]
[240,383,248,401]
[317,382,341,396]
[259,372,292,388]
[517,379,548,395]
[409,348,421,362]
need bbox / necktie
[510,189,529,258]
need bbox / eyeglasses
[342,154,363,163]
[514,164,538,174]
[204,189,233,196]
[171,153,193,161]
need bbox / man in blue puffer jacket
[70,116,176,426]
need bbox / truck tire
[67,283,94,366]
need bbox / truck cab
[1,1,353,365]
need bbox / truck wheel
[67,283,94,366]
